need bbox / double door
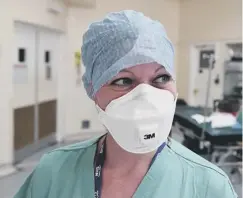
[13,23,60,162]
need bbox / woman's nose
[136,79,151,86]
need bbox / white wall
[177,0,242,100]
[0,1,14,166]
[64,0,181,137]
[0,0,67,165]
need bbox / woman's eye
[153,74,171,84]
[110,78,133,86]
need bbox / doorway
[223,42,242,99]
[13,22,61,163]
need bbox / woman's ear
[93,94,103,109]
[93,95,98,104]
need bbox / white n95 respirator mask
[96,84,177,154]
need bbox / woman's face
[95,63,177,110]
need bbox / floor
[0,132,242,198]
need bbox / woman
[15,10,237,198]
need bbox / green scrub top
[14,137,237,198]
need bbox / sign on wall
[45,50,52,80]
[13,48,28,84]
[75,50,82,85]
[199,49,215,69]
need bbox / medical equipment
[174,47,242,178]
[174,44,242,180]
[200,53,215,149]
[173,105,242,184]
[174,106,242,147]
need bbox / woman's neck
[100,133,156,177]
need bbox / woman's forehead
[117,63,167,76]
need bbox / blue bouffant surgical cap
[81,10,175,99]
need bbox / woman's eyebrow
[120,69,133,74]
[155,67,165,73]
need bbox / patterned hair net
[81,10,175,98]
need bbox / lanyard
[94,137,166,198]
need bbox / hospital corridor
[0,0,242,198]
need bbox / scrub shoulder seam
[167,145,228,179]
